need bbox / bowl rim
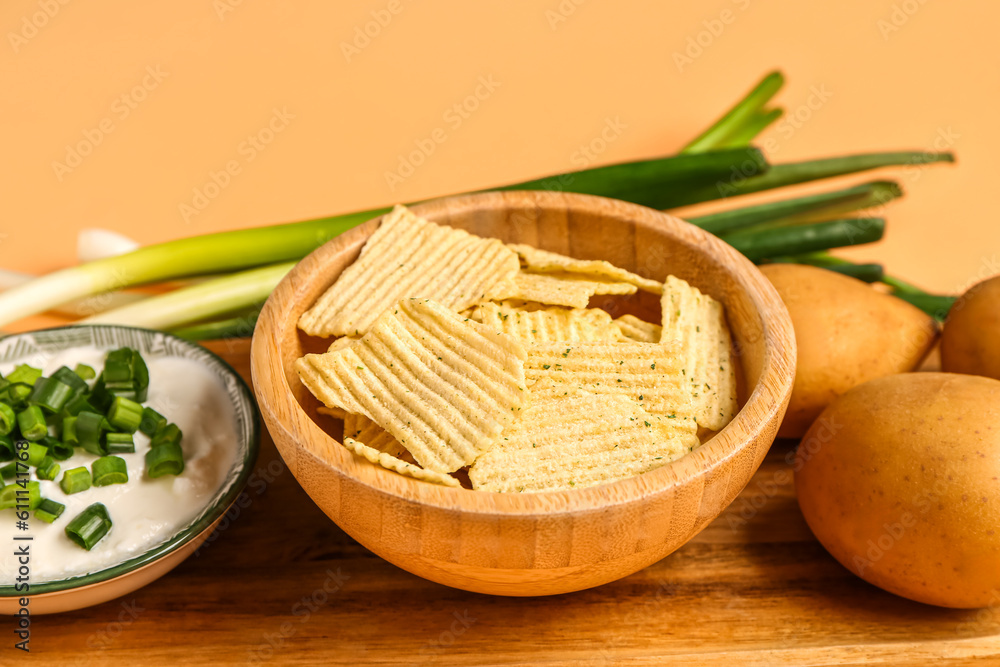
[0,324,261,597]
[253,190,795,517]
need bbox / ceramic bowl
[0,325,260,614]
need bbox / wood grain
[25,340,1000,664]
[250,191,796,596]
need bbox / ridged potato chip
[298,205,519,337]
[487,272,637,309]
[343,438,461,488]
[296,298,528,473]
[614,314,662,343]
[660,275,738,431]
[343,412,406,457]
[469,384,698,493]
[509,244,663,294]
[524,340,700,430]
[478,301,625,344]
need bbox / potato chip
[508,243,663,294]
[343,413,406,457]
[298,205,520,337]
[524,340,701,429]
[469,384,698,493]
[478,301,626,344]
[296,298,528,473]
[487,272,637,309]
[327,337,359,353]
[343,438,461,488]
[660,275,738,431]
[614,314,662,343]
[317,405,349,420]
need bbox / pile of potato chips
[295,205,737,492]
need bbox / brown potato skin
[941,275,1000,381]
[796,373,1000,608]
[760,264,938,438]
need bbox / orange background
[2,0,997,315]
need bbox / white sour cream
[0,346,239,583]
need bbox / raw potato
[760,264,938,438]
[796,373,1000,609]
[941,274,1000,381]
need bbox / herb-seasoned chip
[469,384,697,493]
[343,438,461,488]
[317,405,349,420]
[296,298,528,473]
[478,301,625,344]
[508,244,663,294]
[615,314,662,343]
[327,337,359,353]
[344,413,406,457]
[487,272,637,309]
[298,205,519,337]
[524,340,700,430]
[660,276,737,431]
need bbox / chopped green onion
[62,415,79,448]
[0,481,41,510]
[106,396,143,433]
[74,363,96,380]
[138,407,166,437]
[91,456,128,486]
[76,411,108,455]
[103,348,133,385]
[0,462,21,480]
[132,351,149,403]
[0,434,14,461]
[151,423,182,449]
[65,503,112,550]
[17,405,48,441]
[7,365,41,387]
[104,432,135,455]
[60,466,92,495]
[28,376,75,413]
[24,441,48,467]
[35,456,60,481]
[145,443,184,478]
[62,392,94,417]
[43,434,74,461]
[35,498,66,523]
[88,376,113,412]
[1,382,33,407]
[0,403,15,436]
[51,366,89,395]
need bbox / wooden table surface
[15,340,996,665]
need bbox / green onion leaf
[28,376,75,413]
[60,466,92,495]
[0,481,40,510]
[62,415,79,448]
[73,363,96,381]
[151,423,182,449]
[91,456,128,486]
[0,434,14,461]
[24,441,48,467]
[7,365,41,387]
[43,434,74,461]
[76,411,108,456]
[51,366,89,395]
[65,503,112,550]
[0,403,15,436]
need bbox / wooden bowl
[251,191,795,596]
